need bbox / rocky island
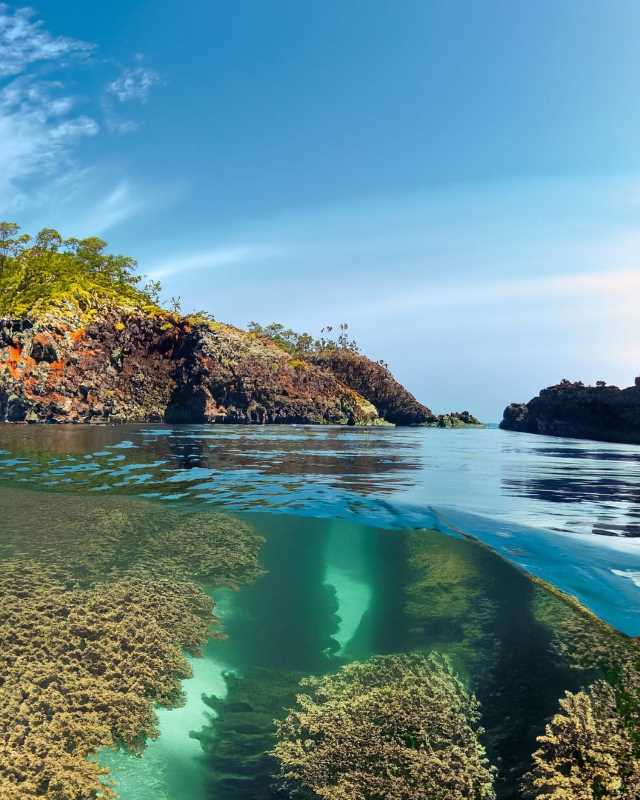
[501,378,640,444]
[0,224,480,427]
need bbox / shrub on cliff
[0,223,161,317]
[247,321,360,356]
[272,652,496,800]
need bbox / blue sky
[1,1,640,420]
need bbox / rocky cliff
[0,225,481,427]
[310,350,434,425]
[500,379,640,444]
[0,310,398,425]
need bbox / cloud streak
[107,66,159,103]
[146,245,274,279]
[0,5,101,211]
[0,5,163,227]
[0,3,93,77]
[0,75,98,211]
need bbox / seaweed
[403,529,500,686]
[0,500,265,798]
[272,652,496,800]
[523,680,640,799]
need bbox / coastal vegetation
[0,223,161,317]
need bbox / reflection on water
[2,424,640,537]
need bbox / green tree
[0,222,30,271]
[0,223,162,316]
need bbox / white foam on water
[611,569,640,588]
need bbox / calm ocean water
[1,423,640,800]
[1,423,639,632]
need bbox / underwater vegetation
[524,679,640,800]
[402,528,640,799]
[526,582,640,799]
[0,497,264,799]
[272,652,496,800]
[404,528,500,684]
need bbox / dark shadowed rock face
[164,324,379,425]
[310,350,435,425]
[0,313,381,425]
[500,380,640,444]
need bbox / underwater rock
[193,668,302,800]
[403,530,500,685]
[530,578,640,675]
[272,652,496,800]
[500,379,640,444]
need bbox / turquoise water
[1,424,640,799]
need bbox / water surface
[1,424,640,800]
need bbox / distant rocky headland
[0,224,480,427]
[501,378,640,444]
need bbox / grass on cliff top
[0,223,162,318]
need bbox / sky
[1,0,640,421]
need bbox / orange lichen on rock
[7,344,22,379]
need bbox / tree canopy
[0,223,162,317]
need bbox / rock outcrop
[500,379,640,444]
[0,311,385,425]
[310,350,434,425]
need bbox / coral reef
[0,499,264,799]
[0,565,202,798]
[531,580,640,675]
[272,652,496,800]
[500,379,640,444]
[2,494,264,590]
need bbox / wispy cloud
[0,75,98,212]
[146,245,272,280]
[0,5,100,212]
[0,4,162,226]
[0,3,93,77]
[103,62,160,133]
[107,66,159,103]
